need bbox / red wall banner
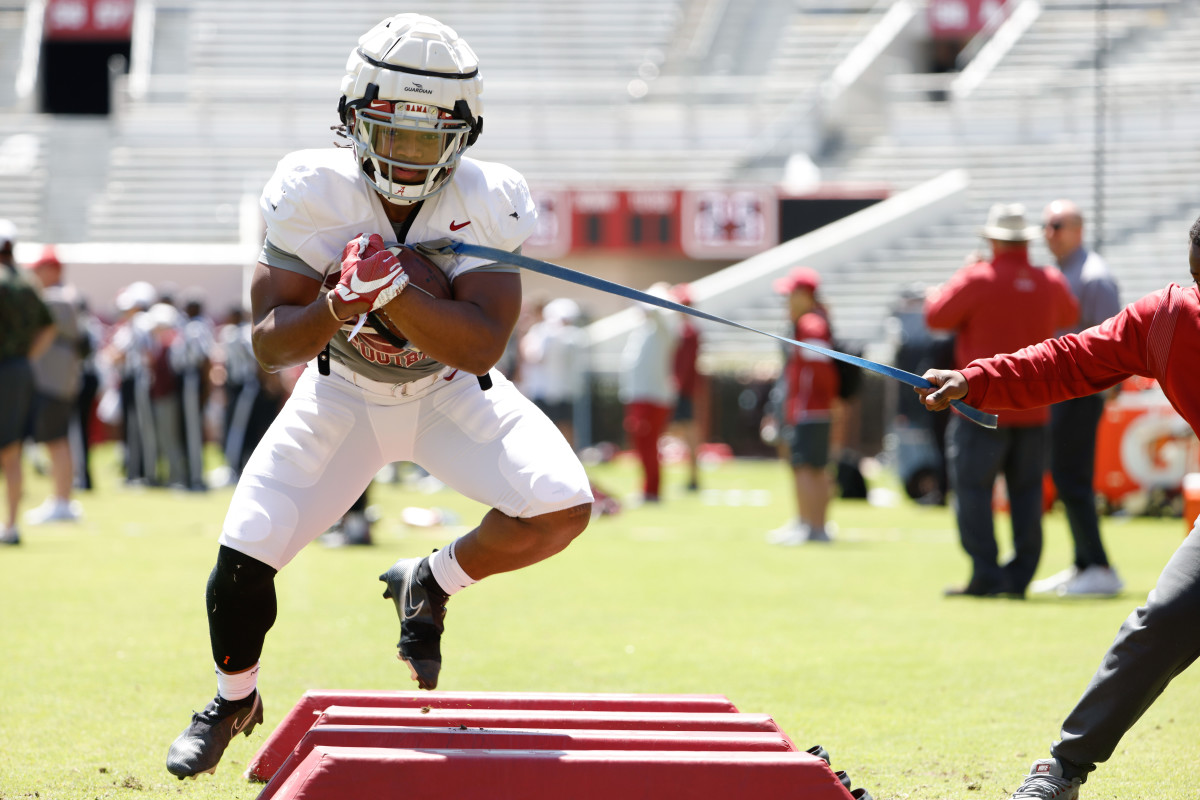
[927,0,1007,38]
[44,0,134,42]
[526,187,781,260]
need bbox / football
[388,245,454,300]
[368,245,453,347]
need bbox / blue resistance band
[444,241,997,429]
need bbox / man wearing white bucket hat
[925,203,1079,597]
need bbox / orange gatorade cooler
[1184,473,1200,533]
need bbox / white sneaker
[1009,758,1080,799]
[1060,565,1123,597]
[0,525,19,545]
[1029,566,1078,595]
[767,520,809,546]
[24,498,82,525]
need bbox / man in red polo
[925,203,1078,597]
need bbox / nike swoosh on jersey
[349,266,403,295]
[449,220,471,231]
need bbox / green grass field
[2,445,1197,799]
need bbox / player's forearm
[251,298,343,373]
[389,294,511,375]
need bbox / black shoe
[166,691,263,779]
[380,556,449,690]
[944,583,1023,599]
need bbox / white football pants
[219,363,593,570]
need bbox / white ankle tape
[428,541,477,596]
[215,662,260,701]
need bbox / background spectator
[175,289,215,491]
[620,282,680,504]
[521,297,589,449]
[1031,199,1125,598]
[925,203,1079,597]
[24,246,87,524]
[105,281,159,486]
[0,220,55,543]
[71,297,105,492]
[765,266,839,545]
[669,284,702,493]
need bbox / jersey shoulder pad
[260,148,384,273]
[449,157,537,251]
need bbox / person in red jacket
[924,203,1079,597]
[766,266,840,545]
[916,214,1200,800]
[669,283,702,493]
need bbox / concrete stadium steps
[976,3,1164,84]
[768,1,890,81]
[85,145,281,244]
[815,126,1200,343]
[0,4,25,110]
[0,124,46,241]
[179,0,685,81]
[250,690,866,800]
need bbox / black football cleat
[166,691,263,779]
[380,555,449,690]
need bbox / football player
[166,14,593,780]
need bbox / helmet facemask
[348,97,472,204]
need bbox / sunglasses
[1044,221,1069,231]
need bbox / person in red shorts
[917,212,1200,800]
[620,282,679,504]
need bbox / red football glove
[332,233,410,314]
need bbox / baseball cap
[773,266,820,295]
[670,283,693,306]
[30,245,61,270]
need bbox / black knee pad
[207,545,278,673]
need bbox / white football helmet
[338,14,484,205]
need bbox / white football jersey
[259,147,535,384]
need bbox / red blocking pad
[266,746,855,800]
[257,725,799,800]
[248,691,738,781]
[315,706,782,733]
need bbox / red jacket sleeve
[961,289,1163,411]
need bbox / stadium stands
[4,0,1200,365]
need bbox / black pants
[1053,526,1200,778]
[1048,394,1109,569]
